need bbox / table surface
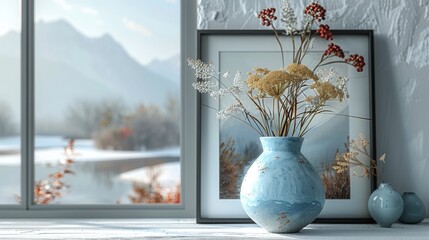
[0,218,427,239]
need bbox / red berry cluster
[324,43,345,58]
[346,54,366,72]
[258,8,277,26]
[317,24,333,40]
[304,2,326,22]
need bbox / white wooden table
[0,219,427,239]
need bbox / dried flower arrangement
[188,0,366,137]
[334,133,386,177]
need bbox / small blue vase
[240,137,325,233]
[368,183,404,228]
[399,192,426,224]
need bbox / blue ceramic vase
[368,183,404,228]
[399,192,426,224]
[240,137,325,233]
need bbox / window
[0,0,196,216]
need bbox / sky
[0,0,180,65]
[0,1,20,35]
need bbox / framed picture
[196,30,375,223]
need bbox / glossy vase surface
[368,183,404,228]
[240,137,325,233]
[399,192,426,224]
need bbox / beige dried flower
[358,133,368,149]
[311,81,345,103]
[334,133,386,177]
[246,73,263,91]
[286,63,319,81]
[379,153,386,163]
[254,68,270,75]
[246,68,296,98]
[345,151,358,159]
[246,68,270,92]
[260,70,294,98]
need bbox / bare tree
[127,104,179,150]
[66,99,125,138]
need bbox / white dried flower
[209,88,228,99]
[187,58,215,79]
[223,72,230,78]
[304,96,321,109]
[336,76,349,98]
[316,68,336,82]
[308,37,315,49]
[216,103,243,119]
[301,14,313,33]
[281,0,297,35]
[232,71,241,86]
[229,71,244,95]
[192,70,244,100]
[192,80,217,94]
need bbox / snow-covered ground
[0,135,181,204]
[0,135,180,165]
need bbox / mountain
[146,54,180,84]
[0,20,179,123]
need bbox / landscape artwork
[218,51,351,200]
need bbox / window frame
[0,0,197,218]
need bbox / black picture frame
[196,30,376,224]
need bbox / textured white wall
[197,0,429,216]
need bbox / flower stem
[271,25,285,68]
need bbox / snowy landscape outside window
[0,0,181,206]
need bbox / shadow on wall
[373,34,408,190]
